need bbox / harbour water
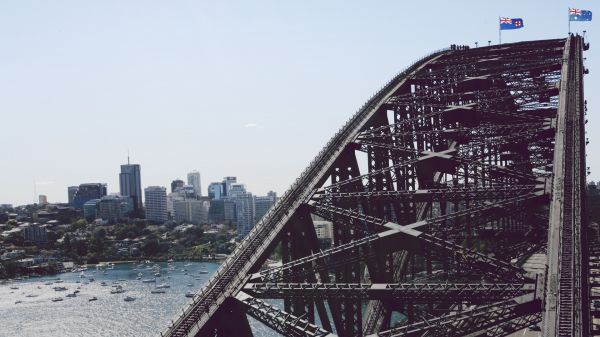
[0,261,228,337]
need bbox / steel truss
[161,37,589,337]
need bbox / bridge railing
[161,46,451,337]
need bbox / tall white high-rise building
[187,171,201,197]
[229,184,255,240]
[144,186,168,223]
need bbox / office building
[171,179,185,193]
[72,183,107,209]
[254,191,277,224]
[22,223,48,243]
[208,182,223,200]
[97,195,132,223]
[144,186,168,223]
[167,192,184,219]
[229,185,254,240]
[208,198,236,224]
[119,163,142,216]
[38,195,48,205]
[67,186,79,205]
[187,171,201,197]
[83,199,100,221]
[222,176,237,197]
[173,198,210,224]
[181,185,196,199]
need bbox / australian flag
[569,8,592,21]
[500,17,524,30]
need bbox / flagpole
[499,16,501,44]
[568,8,571,34]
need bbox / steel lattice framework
[161,37,590,337]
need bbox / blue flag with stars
[570,8,592,21]
[499,17,524,30]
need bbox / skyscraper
[119,162,142,216]
[171,179,185,193]
[254,191,277,224]
[222,176,237,197]
[208,182,223,200]
[144,186,168,223]
[67,186,79,205]
[72,183,107,209]
[230,184,255,240]
[187,171,201,197]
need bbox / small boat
[51,297,63,302]
[141,278,156,283]
[187,283,194,287]
[53,286,67,291]
[156,284,170,289]
[26,294,38,298]
[124,296,136,302]
[154,273,161,277]
[88,278,95,282]
[100,282,108,286]
[110,285,125,294]
[66,293,76,298]
[73,290,80,294]
[185,293,195,298]
[198,268,208,274]
[15,300,23,304]
[54,280,64,283]
[44,282,52,286]
[137,276,142,280]
[9,286,18,290]
[88,297,98,301]
[150,289,165,294]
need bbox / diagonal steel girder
[235,291,337,337]
[311,190,548,237]
[368,297,542,337]
[243,282,535,304]
[252,222,530,283]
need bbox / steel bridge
[162,36,591,337]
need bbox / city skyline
[5,158,280,206]
[1,1,598,206]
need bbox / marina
[0,261,223,337]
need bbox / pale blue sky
[0,0,597,205]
